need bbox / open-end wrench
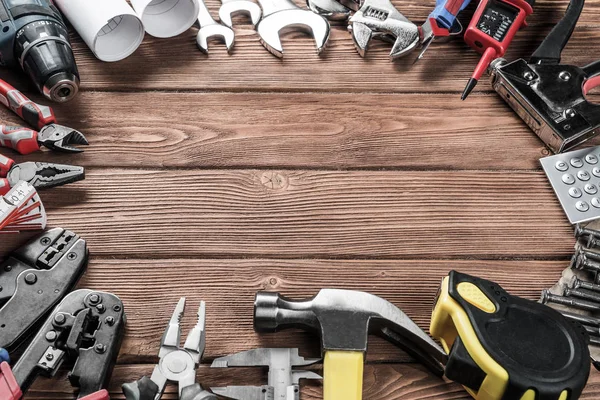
[349,0,419,59]
[306,0,352,21]
[256,0,330,57]
[219,0,262,27]
[197,0,236,53]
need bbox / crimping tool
[431,271,590,400]
[0,289,126,400]
[0,228,88,352]
[490,0,598,153]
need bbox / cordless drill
[0,0,79,102]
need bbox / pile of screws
[540,225,600,367]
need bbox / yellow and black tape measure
[431,271,590,400]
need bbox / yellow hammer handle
[323,351,365,400]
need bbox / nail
[565,287,600,304]
[561,311,600,327]
[571,277,600,294]
[541,289,600,312]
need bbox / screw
[89,294,100,305]
[4,265,11,272]
[566,109,576,118]
[113,305,121,312]
[541,289,600,311]
[94,343,106,354]
[570,277,600,294]
[45,331,57,341]
[571,253,600,273]
[96,304,106,314]
[24,273,37,285]
[575,225,600,245]
[561,310,600,327]
[40,237,51,245]
[105,316,115,326]
[524,71,535,81]
[67,252,77,260]
[54,313,66,325]
[559,71,572,81]
[565,287,600,303]
[46,353,54,361]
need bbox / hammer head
[254,289,447,375]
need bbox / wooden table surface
[4,0,600,398]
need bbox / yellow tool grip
[323,350,364,400]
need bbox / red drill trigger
[0,362,22,400]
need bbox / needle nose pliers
[0,154,85,196]
[0,80,88,155]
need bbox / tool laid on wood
[540,145,600,224]
[255,0,330,57]
[219,0,262,27]
[0,154,85,196]
[432,270,590,400]
[211,348,322,400]
[122,298,215,400]
[490,0,599,153]
[0,0,79,102]
[197,0,236,54]
[0,289,125,400]
[254,289,447,400]
[0,181,45,233]
[416,0,473,61]
[348,0,420,59]
[0,79,88,155]
[306,0,352,20]
[0,228,88,352]
[461,0,534,100]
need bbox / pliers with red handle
[0,80,88,155]
[0,154,85,196]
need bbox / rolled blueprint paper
[55,0,144,62]
[130,0,200,38]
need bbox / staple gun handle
[530,0,585,64]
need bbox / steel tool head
[7,162,85,190]
[349,0,419,59]
[219,1,262,27]
[38,124,88,153]
[197,25,236,54]
[257,10,330,57]
[306,0,352,21]
[254,289,447,376]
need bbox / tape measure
[431,271,590,400]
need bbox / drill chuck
[0,0,80,102]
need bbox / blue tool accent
[0,348,9,363]
[429,0,472,30]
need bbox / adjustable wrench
[256,0,331,57]
[197,0,236,53]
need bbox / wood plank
[25,363,600,399]
[0,92,557,171]
[0,169,575,258]
[65,258,566,363]
[66,24,600,93]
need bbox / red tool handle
[0,154,15,177]
[0,80,56,130]
[80,389,110,400]
[0,126,40,155]
[0,362,22,400]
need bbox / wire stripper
[431,271,590,400]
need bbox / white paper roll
[55,0,145,62]
[130,0,200,38]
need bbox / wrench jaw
[349,22,373,57]
[257,11,331,57]
[306,0,352,21]
[197,26,236,54]
[219,2,262,27]
[388,25,420,59]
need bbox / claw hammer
[254,289,448,400]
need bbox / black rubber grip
[122,376,159,400]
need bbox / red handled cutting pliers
[0,80,88,155]
[0,154,84,196]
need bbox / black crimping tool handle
[491,0,600,153]
[0,289,126,399]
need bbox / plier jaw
[7,161,85,190]
[38,124,89,153]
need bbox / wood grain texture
[0,169,576,258]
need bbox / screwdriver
[461,0,534,100]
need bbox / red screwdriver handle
[0,362,22,400]
[0,80,57,130]
[0,179,10,196]
[0,126,40,155]
[0,154,15,177]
